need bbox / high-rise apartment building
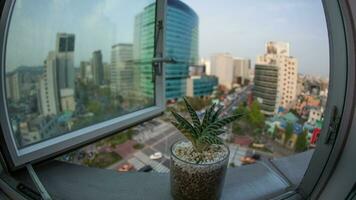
[79,61,92,83]
[55,33,75,90]
[254,41,298,115]
[233,58,251,86]
[211,53,234,89]
[134,0,199,100]
[211,54,251,89]
[110,43,135,96]
[39,33,76,116]
[6,66,43,101]
[39,51,60,116]
[91,50,104,86]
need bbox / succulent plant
[171,97,243,152]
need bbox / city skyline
[6,0,329,78]
[183,0,329,77]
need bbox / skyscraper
[254,41,298,115]
[39,33,76,116]
[91,50,104,86]
[110,43,135,96]
[55,33,75,90]
[134,0,199,100]
[39,51,60,116]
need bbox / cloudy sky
[6,0,329,77]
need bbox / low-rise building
[186,76,218,97]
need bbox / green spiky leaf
[198,135,224,145]
[171,110,199,138]
[201,103,216,130]
[210,106,224,123]
[183,97,201,131]
[171,121,194,141]
[203,114,243,135]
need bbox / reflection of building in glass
[80,61,93,83]
[55,33,75,90]
[110,43,135,96]
[39,51,61,116]
[6,66,43,102]
[39,33,76,116]
[79,50,105,86]
[134,0,199,100]
[254,41,298,115]
[91,50,104,86]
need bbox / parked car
[149,152,162,160]
[117,163,134,172]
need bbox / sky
[6,0,329,77]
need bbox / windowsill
[13,150,313,200]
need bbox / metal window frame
[297,0,355,198]
[0,0,167,170]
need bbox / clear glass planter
[170,140,230,200]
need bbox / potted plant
[170,97,242,200]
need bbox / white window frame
[0,0,167,169]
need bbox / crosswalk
[127,157,145,170]
[131,151,170,173]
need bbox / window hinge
[324,106,341,145]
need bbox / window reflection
[5,0,155,148]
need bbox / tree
[87,100,102,114]
[272,124,279,139]
[284,123,294,144]
[248,101,265,128]
[295,130,308,152]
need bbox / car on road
[117,163,134,172]
[138,165,153,172]
[149,152,163,160]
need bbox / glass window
[56,0,330,173]
[0,0,164,168]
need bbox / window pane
[61,0,329,172]
[5,0,156,149]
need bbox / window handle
[151,57,176,83]
[324,106,340,145]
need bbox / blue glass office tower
[134,0,199,100]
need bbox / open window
[0,0,355,199]
[0,0,166,169]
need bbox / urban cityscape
[5,0,328,173]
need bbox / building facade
[39,51,61,116]
[233,58,251,86]
[254,41,298,115]
[55,33,75,90]
[91,50,104,86]
[254,64,279,115]
[211,53,234,89]
[39,33,76,116]
[134,0,199,100]
[110,43,135,97]
[186,76,218,97]
[211,54,251,89]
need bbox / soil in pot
[170,140,229,200]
